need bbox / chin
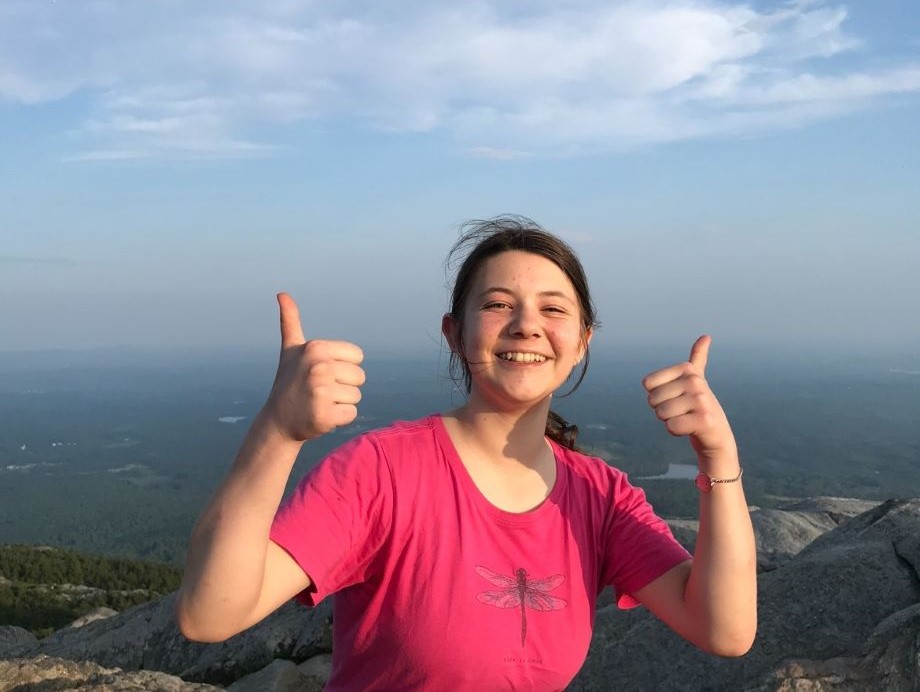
[471,375,566,411]
[492,390,555,411]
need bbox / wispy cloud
[1,0,916,159]
[61,150,149,163]
[468,147,532,161]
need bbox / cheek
[465,313,503,341]
[550,323,584,349]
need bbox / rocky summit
[2,497,919,691]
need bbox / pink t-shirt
[270,416,691,690]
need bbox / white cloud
[740,68,920,105]
[0,0,916,159]
[468,147,532,161]
[62,150,149,162]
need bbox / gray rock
[570,498,920,691]
[34,595,171,671]
[4,496,911,690]
[0,654,221,691]
[298,653,332,688]
[751,509,838,569]
[67,606,119,629]
[796,499,919,560]
[775,497,881,523]
[665,518,699,554]
[668,499,884,574]
[0,625,38,659]
[149,597,333,684]
[32,592,333,686]
[757,604,920,691]
[228,658,321,692]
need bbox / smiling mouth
[497,352,548,363]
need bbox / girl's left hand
[642,336,737,464]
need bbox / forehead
[471,250,576,294]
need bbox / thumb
[277,292,306,347]
[689,335,711,373]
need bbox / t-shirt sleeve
[602,470,692,609]
[269,431,394,606]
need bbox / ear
[576,327,593,365]
[442,313,460,353]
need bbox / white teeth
[498,352,547,363]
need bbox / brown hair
[445,215,598,451]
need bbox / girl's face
[443,250,592,412]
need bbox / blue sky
[1,0,918,359]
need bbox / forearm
[684,447,757,656]
[176,410,303,637]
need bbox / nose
[508,304,541,339]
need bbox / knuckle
[308,360,332,380]
[690,375,707,391]
[304,340,328,360]
[336,362,362,382]
[310,383,331,402]
[313,409,335,430]
[339,405,358,425]
[700,411,717,429]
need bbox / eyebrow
[478,287,576,304]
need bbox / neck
[448,396,552,470]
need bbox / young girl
[176,217,757,690]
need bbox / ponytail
[545,410,580,452]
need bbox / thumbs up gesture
[642,336,736,462]
[264,293,366,442]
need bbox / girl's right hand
[263,292,366,442]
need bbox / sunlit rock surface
[3,498,918,690]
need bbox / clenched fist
[263,292,366,442]
[642,335,737,464]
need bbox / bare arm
[175,414,309,642]
[175,293,365,642]
[634,336,757,656]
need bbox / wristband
[695,467,743,493]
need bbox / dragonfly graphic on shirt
[475,565,567,648]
